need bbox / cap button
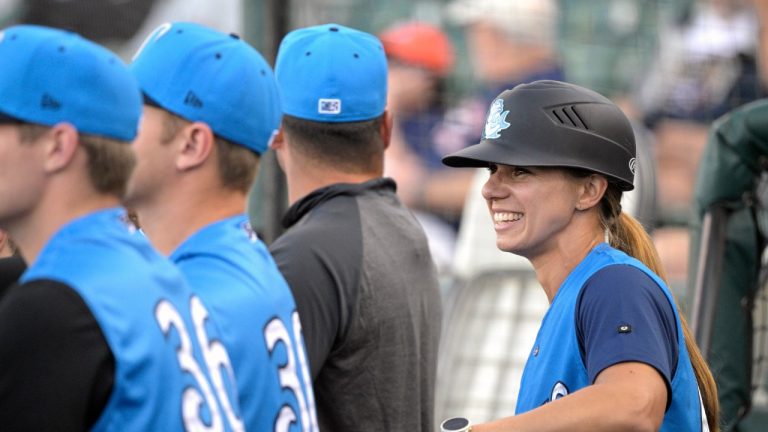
[329,27,339,32]
[229,32,240,40]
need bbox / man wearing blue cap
[0,25,241,431]
[126,22,317,431]
[269,23,443,431]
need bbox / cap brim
[0,110,20,123]
[142,92,181,119]
[142,92,164,109]
[442,139,585,170]
[443,140,636,191]
[442,141,506,168]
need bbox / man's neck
[286,162,380,206]
[11,190,120,265]
[136,185,246,256]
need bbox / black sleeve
[0,279,115,431]
[270,234,343,380]
[270,214,363,379]
[0,256,26,300]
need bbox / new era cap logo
[41,93,62,110]
[184,91,203,108]
[318,98,341,115]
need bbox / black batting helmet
[442,80,636,191]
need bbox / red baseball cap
[379,22,455,76]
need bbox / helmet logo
[628,157,637,176]
[484,98,511,139]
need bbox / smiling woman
[482,165,589,267]
[442,80,718,432]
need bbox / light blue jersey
[171,215,318,431]
[22,208,240,431]
[515,243,707,431]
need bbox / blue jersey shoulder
[172,214,317,431]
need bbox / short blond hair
[18,123,135,197]
[161,111,260,193]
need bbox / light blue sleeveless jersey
[171,215,318,431]
[21,208,239,431]
[515,243,707,431]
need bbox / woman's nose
[482,173,504,201]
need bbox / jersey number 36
[155,296,244,432]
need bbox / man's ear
[270,127,287,171]
[270,127,285,150]
[380,110,392,151]
[43,122,80,174]
[576,174,608,211]
[176,121,214,171]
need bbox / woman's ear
[576,174,608,211]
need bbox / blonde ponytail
[601,186,720,432]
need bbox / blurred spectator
[380,21,463,270]
[633,0,763,285]
[637,0,760,127]
[447,0,563,104]
[442,0,563,169]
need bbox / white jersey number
[156,297,244,432]
[264,311,318,432]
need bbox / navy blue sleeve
[576,264,678,397]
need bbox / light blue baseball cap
[130,22,281,155]
[275,23,387,123]
[0,25,142,141]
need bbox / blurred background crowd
[1,0,767,429]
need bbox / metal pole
[690,204,729,355]
[244,0,290,244]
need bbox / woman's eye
[487,164,498,174]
